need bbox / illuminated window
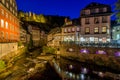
[94,27,99,33]
[77,27,80,32]
[85,28,90,34]
[6,21,8,29]
[102,27,107,33]
[85,18,90,24]
[10,7,12,12]
[1,19,4,28]
[68,28,71,32]
[6,2,9,8]
[10,0,12,4]
[72,27,75,32]
[13,2,15,7]
[64,28,67,33]
[102,16,107,23]
[94,37,98,43]
[2,0,5,4]
[94,17,99,23]
[117,34,120,40]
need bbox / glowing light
[115,51,120,57]
[80,74,85,80]
[68,48,74,52]
[69,64,73,69]
[81,68,88,74]
[80,49,89,54]
[69,72,73,77]
[96,50,106,54]
[98,72,104,77]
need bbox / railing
[60,41,120,48]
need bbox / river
[29,56,120,80]
[53,57,120,80]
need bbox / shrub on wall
[0,60,6,69]
[42,46,56,54]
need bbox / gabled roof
[83,2,110,10]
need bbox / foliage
[42,46,56,54]
[0,60,6,69]
[18,41,22,47]
[115,0,120,22]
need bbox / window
[95,8,99,13]
[117,27,120,31]
[68,28,71,32]
[94,37,99,43]
[117,34,120,40]
[81,10,85,15]
[72,27,75,32]
[102,27,107,33]
[6,2,9,8]
[94,17,99,24]
[64,28,67,33]
[85,28,90,34]
[10,16,12,21]
[77,27,80,32]
[103,7,107,12]
[102,16,107,23]
[1,31,4,39]
[94,27,99,34]
[85,10,90,15]
[91,9,95,14]
[2,0,5,4]
[6,21,8,29]
[1,19,4,28]
[6,13,8,18]
[6,32,8,40]
[85,18,90,24]
[10,7,12,12]
[1,9,4,15]
[10,0,12,4]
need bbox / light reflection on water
[53,58,120,80]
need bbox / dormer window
[85,9,90,15]
[95,8,99,13]
[103,7,107,12]
[91,9,95,14]
[81,10,85,16]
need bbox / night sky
[16,0,117,19]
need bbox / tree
[116,0,120,22]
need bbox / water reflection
[52,58,120,80]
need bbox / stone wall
[59,44,119,57]
[0,42,18,58]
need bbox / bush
[0,60,6,69]
[42,46,56,54]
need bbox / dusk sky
[16,0,117,19]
